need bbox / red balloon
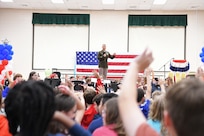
[1,79,4,85]
[2,60,8,66]
[0,65,4,73]
[8,70,12,75]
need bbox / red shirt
[0,115,12,136]
[81,104,98,129]
[90,76,103,93]
[96,78,103,93]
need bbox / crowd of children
[1,48,204,136]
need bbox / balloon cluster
[200,47,204,62]
[0,43,14,84]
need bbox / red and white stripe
[76,53,138,79]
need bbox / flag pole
[74,52,76,78]
[74,64,76,78]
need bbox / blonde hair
[152,91,162,100]
[149,94,165,121]
[149,94,167,135]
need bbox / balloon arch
[0,42,14,84]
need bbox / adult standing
[97,44,116,79]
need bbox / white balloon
[8,60,13,65]
[1,69,6,76]
[5,64,12,71]
[0,75,4,80]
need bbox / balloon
[10,51,14,55]
[1,79,5,85]
[5,64,12,71]
[2,49,9,56]
[202,57,204,62]
[202,47,204,52]
[6,55,12,60]
[8,70,12,75]
[0,55,4,60]
[200,52,204,58]
[0,65,4,72]
[0,45,4,51]
[0,75,4,80]
[1,69,6,76]
[5,44,12,50]
[2,60,8,66]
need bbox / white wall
[0,9,204,78]
[186,11,204,72]
[33,24,89,70]
[129,26,185,70]
[89,11,128,53]
[0,9,33,79]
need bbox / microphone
[103,51,108,56]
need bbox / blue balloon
[5,45,12,51]
[202,47,204,52]
[10,50,14,55]
[0,55,4,60]
[200,52,204,58]
[202,57,204,62]
[0,45,4,51]
[2,49,9,56]
[6,55,12,60]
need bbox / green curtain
[128,15,187,26]
[32,13,90,25]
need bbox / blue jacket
[88,116,103,133]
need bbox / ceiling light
[81,6,88,8]
[102,0,114,5]
[1,0,13,2]
[51,0,64,4]
[21,4,28,7]
[129,5,137,9]
[153,0,167,5]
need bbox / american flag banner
[76,51,138,79]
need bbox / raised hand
[135,48,154,72]
[145,67,153,76]
[97,85,106,94]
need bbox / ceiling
[0,0,204,11]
